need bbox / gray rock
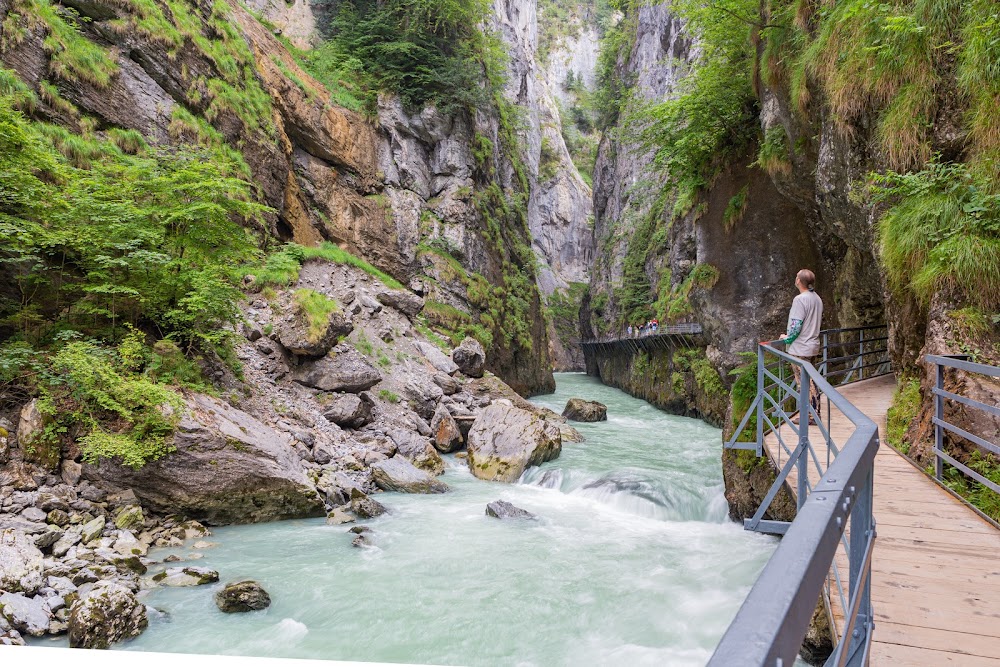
[0,592,51,636]
[415,341,459,375]
[84,394,324,524]
[80,516,105,544]
[34,526,64,550]
[562,398,608,422]
[0,629,25,646]
[349,491,389,519]
[16,399,44,451]
[215,581,271,613]
[46,509,70,526]
[113,505,144,531]
[430,403,463,453]
[402,376,444,420]
[325,508,355,525]
[432,373,461,395]
[0,529,44,595]
[68,580,147,648]
[370,457,449,494]
[322,393,374,428]
[466,402,562,482]
[61,460,82,486]
[485,500,537,520]
[376,288,425,317]
[152,566,220,587]
[277,306,352,357]
[293,350,382,392]
[348,525,371,534]
[20,507,46,523]
[51,529,81,557]
[452,337,486,378]
[351,534,372,548]
[388,429,445,475]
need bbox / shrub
[292,289,339,343]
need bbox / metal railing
[578,323,704,354]
[714,332,882,667]
[819,325,892,386]
[927,355,1000,494]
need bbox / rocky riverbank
[0,258,580,648]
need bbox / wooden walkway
[764,374,1000,666]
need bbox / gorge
[1,0,998,662]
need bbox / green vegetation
[653,263,720,322]
[545,282,589,350]
[292,289,339,343]
[942,453,1000,523]
[354,331,374,356]
[248,242,404,290]
[723,184,750,232]
[378,389,401,403]
[886,377,921,455]
[315,0,503,114]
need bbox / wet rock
[351,534,372,548]
[467,402,562,483]
[80,516,105,544]
[113,505,144,531]
[388,429,445,475]
[85,393,324,524]
[415,341,459,375]
[485,500,536,520]
[293,350,382,392]
[375,288,425,317]
[0,529,44,595]
[152,566,220,587]
[452,337,486,378]
[325,508,355,525]
[215,581,271,613]
[562,398,608,422]
[430,404,463,453]
[349,490,389,519]
[277,307,352,357]
[68,580,147,648]
[322,393,374,428]
[0,592,51,636]
[348,526,371,534]
[370,457,450,494]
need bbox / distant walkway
[578,323,703,353]
[765,375,1000,666]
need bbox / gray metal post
[844,462,875,667]
[756,344,764,455]
[935,361,944,481]
[797,359,809,509]
[858,328,865,381]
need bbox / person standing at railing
[780,269,824,425]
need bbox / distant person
[627,325,633,337]
[781,269,823,424]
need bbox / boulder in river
[389,429,445,476]
[215,581,271,613]
[562,398,608,422]
[370,457,450,494]
[68,580,148,648]
[84,393,324,524]
[349,490,389,519]
[452,337,485,378]
[0,529,44,595]
[485,500,536,520]
[152,566,220,587]
[0,592,51,636]
[466,402,561,482]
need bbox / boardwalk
[764,374,1000,666]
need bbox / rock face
[452,338,486,378]
[293,350,383,392]
[370,457,450,494]
[466,402,561,482]
[215,581,271,613]
[0,529,44,595]
[84,394,324,524]
[322,393,374,429]
[562,398,607,422]
[485,500,536,520]
[68,581,148,649]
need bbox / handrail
[714,339,879,667]
[927,354,1000,495]
[578,322,703,346]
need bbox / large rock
[80,515,106,544]
[430,404,463,453]
[152,566,220,587]
[388,429,445,476]
[370,457,450,494]
[562,398,608,422]
[376,288,425,317]
[452,337,486,378]
[402,376,444,420]
[466,402,562,482]
[68,581,148,648]
[293,350,382,392]
[349,490,389,519]
[485,500,536,520]
[322,393,374,428]
[0,529,44,595]
[113,505,144,531]
[277,306,352,357]
[215,580,271,613]
[0,592,51,636]
[414,341,459,375]
[84,394,324,525]
[16,399,43,450]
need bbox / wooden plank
[874,621,1000,658]
[870,642,1000,667]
